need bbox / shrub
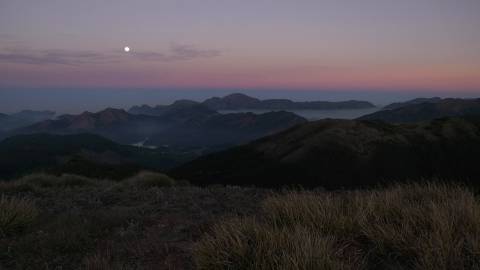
[17,173,59,188]
[0,181,36,194]
[58,174,95,188]
[125,171,175,189]
[11,173,97,190]
[0,195,38,236]
[195,183,480,270]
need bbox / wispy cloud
[0,44,221,65]
[0,49,115,65]
[132,44,221,62]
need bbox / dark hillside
[172,117,480,189]
[0,133,193,179]
[359,98,480,123]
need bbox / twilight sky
[1,0,480,92]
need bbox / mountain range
[130,93,376,112]
[12,104,306,150]
[3,95,480,188]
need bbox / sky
[0,0,480,112]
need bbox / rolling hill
[0,133,194,180]
[15,108,165,144]
[172,117,480,189]
[359,98,480,123]
[382,97,442,110]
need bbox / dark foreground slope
[1,175,478,269]
[172,117,480,189]
[0,173,268,269]
[197,183,480,269]
[0,133,194,179]
[359,98,480,123]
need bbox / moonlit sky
[1,0,479,112]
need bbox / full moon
[124,46,130,52]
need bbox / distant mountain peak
[74,108,130,122]
[129,93,375,114]
[171,99,199,106]
[128,99,216,120]
[95,108,131,123]
[201,93,374,110]
[100,107,128,113]
[98,108,129,116]
[201,93,260,110]
[223,93,259,100]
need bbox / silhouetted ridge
[359,98,480,123]
[201,93,375,110]
[383,97,442,110]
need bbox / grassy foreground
[1,173,479,269]
[0,172,267,269]
[195,183,480,270]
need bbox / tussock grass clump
[0,195,38,236]
[10,173,96,189]
[196,218,361,270]
[17,173,58,188]
[83,251,118,270]
[195,183,480,270]
[125,171,175,189]
[58,174,96,187]
[0,174,99,195]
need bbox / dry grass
[195,183,480,270]
[2,173,479,269]
[82,249,122,270]
[124,171,176,189]
[195,218,361,270]
[0,173,97,193]
[0,195,38,237]
[0,173,267,269]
